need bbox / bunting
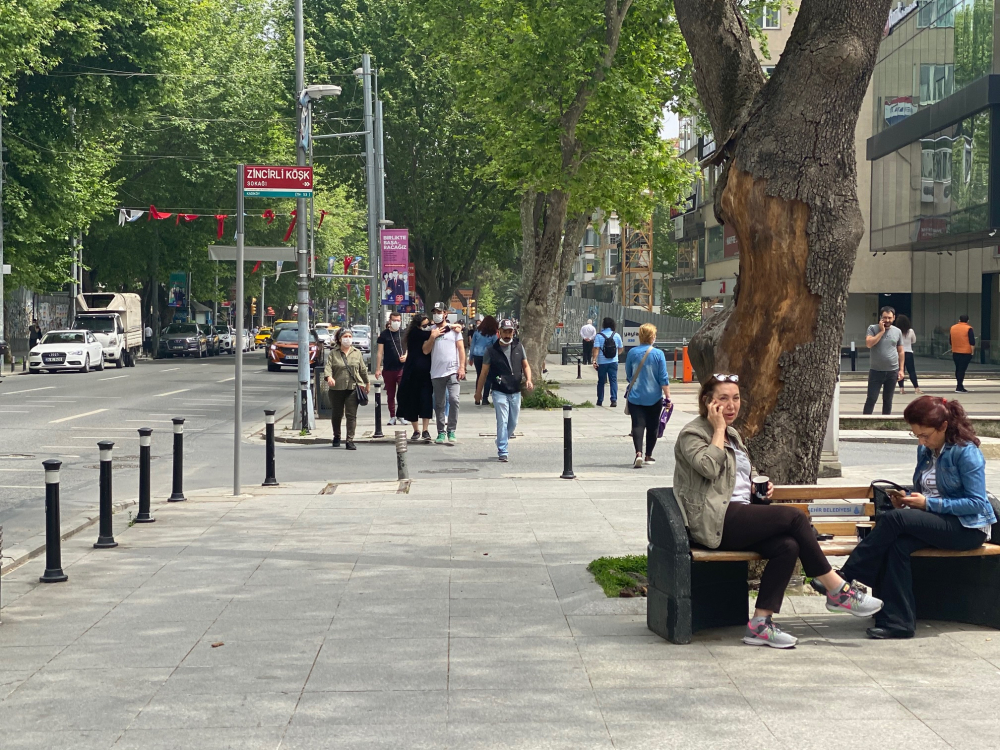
[175,214,198,225]
[251,261,262,274]
[118,209,144,226]
[282,210,297,242]
[215,215,227,239]
[263,209,276,225]
[318,210,328,228]
[148,205,173,221]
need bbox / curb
[1,498,139,576]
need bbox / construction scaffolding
[620,217,654,311]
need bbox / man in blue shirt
[592,317,623,407]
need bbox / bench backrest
[770,485,873,502]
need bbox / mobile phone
[887,489,905,500]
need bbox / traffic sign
[242,165,313,198]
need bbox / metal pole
[295,0,314,433]
[395,430,409,480]
[94,440,118,548]
[136,427,154,523]
[70,237,78,328]
[0,104,5,348]
[362,54,378,336]
[214,262,218,325]
[263,409,278,486]
[373,381,384,438]
[40,459,68,583]
[169,417,186,502]
[560,405,576,479]
[260,274,266,330]
[234,164,245,497]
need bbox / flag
[364,285,371,302]
[148,205,173,221]
[275,261,283,279]
[175,214,198,225]
[283,210,297,242]
[251,261,262,274]
[318,209,328,228]
[215,215,227,239]
[118,209,144,226]
[262,209,276,225]
[327,257,334,275]
[344,256,352,273]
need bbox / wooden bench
[646,485,1000,644]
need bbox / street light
[302,84,342,100]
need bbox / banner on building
[380,229,409,306]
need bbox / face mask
[390,321,401,331]
[499,336,513,346]
[432,314,444,324]
[341,337,353,347]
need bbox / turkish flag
[344,256,352,273]
[365,285,371,302]
[251,262,262,274]
[262,209,276,225]
[175,214,198,225]
[215,215,227,239]
[283,210,297,242]
[148,205,173,220]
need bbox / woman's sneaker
[410,430,420,441]
[743,617,797,649]
[826,581,884,617]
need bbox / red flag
[148,205,173,221]
[318,210,328,228]
[343,256,352,273]
[364,285,371,302]
[215,215,227,239]
[262,209,275,225]
[283,210,297,242]
[251,261,262,274]
[175,214,198,225]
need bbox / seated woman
[838,395,996,639]
[674,374,883,649]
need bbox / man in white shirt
[423,302,467,445]
[580,319,597,365]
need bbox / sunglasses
[712,374,739,383]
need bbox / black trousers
[840,509,986,634]
[329,389,359,440]
[472,355,492,401]
[863,369,898,415]
[582,339,593,364]
[629,401,663,456]
[717,504,833,613]
[899,352,919,389]
[953,352,973,390]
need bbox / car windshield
[75,317,115,333]
[276,329,319,342]
[41,332,85,344]
[214,326,230,334]
[351,326,370,337]
[163,324,198,335]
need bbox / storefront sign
[701,278,736,298]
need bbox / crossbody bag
[623,347,653,415]
[340,350,369,406]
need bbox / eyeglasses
[712,374,739,383]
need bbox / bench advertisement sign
[243,166,313,198]
[807,504,868,517]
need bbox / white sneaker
[632,453,643,469]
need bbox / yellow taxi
[253,327,272,348]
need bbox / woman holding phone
[838,396,996,639]
[673,374,883,649]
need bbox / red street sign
[243,166,314,198]
[221,301,231,308]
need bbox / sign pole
[295,0,314,431]
[234,164,245,497]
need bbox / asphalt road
[0,351,400,555]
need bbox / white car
[29,330,105,373]
[214,325,234,353]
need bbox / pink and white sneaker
[743,617,797,649]
[826,581,884,617]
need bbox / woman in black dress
[396,314,434,442]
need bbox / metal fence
[550,296,701,352]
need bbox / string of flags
[117,205,333,240]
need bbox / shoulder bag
[341,350,369,406]
[623,347,653,415]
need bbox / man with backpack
[475,319,534,462]
[593,317,623,407]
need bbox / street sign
[242,165,313,198]
[2,264,10,274]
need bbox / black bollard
[39,459,68,583]
[395,430,409,480]
[168,417,186,502]
[577,358,582,380]
[135,427,155,523]
[850,342,857,372]
[94,441,118,548]
[262,409,278,487]
[373,381,384,438]
[560,405,576,479]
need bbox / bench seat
[691,540,1000,562]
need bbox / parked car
[351,324,372,363]
[214,325,234,353]
[313,325,335,349]
[254,327,272,348]
[28,330,105,373]
[158,323,208,358]
[200,324,221,356]
[242,329,253,352]
[266,328,321,372]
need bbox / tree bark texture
[675,0,892,483]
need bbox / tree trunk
[675,0,892,483]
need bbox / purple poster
[380,229,409,306]
[336,299,347,322]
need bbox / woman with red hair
[837,395,996,639]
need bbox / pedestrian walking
[593,317,623,407]
[375,312,407,425]
[144,324,154,358]
[580,318,597,365]
[29,320,42,348]
[863,306,904,415]
[625,324,671,468]
[950,314,976,393]
[324,327,370,450]
[397,314,434,442]
[424,301,467,445]
[471,316,499,406]
[475,319,534,462]
[895,315,922,395]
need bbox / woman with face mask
[395,314,435,442]
[323,327,370,450]
[376,313,407,425]
[470,316,499,406]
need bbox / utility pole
[362,54,379,334]
[0,104,5,347]
[294,0,314,430]
[260,273,266,330]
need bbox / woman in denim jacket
[839,396,996,639]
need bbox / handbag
[623,346,653,415]
[656,398,674,438]
[870,479,911,516]
[341,350,369,406]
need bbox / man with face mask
[423,302,467,444]
[376,312,407,424]
[476,319,534,462]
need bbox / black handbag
[340,351,369,406]
[870,479,911,516]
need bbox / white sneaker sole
[826,600,884,618]
[742,636,797,649]
[633,456,643,469]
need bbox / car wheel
[267,362,281,372]
[97,354,106,371]
[116,353,124,368]
[80,356,90,374]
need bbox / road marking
[68,436,141,440]
[49,408,108,424]
[1,386,56,396]
[218,377,235,382]
[154,389,190,397]
[0,410,30,413]
[126,420,177,423]
[0,468,33,472]
[99,375,129,381]
[0,486,38,489]
[160,367,180,372]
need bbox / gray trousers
[432,374,460,434]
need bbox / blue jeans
[597,362,618,404]
[492,391,521,456]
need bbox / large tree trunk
[675,0,892,483]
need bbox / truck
[74,292,143,368]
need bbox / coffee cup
[857,523,874,541]
[751,476,770,504]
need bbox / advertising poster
[408,262,416,302]
[168,272,187,308]
[380,229,409,306]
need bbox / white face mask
[390,321,401,331]
[341,337,353,347]
[432,313,444,324]
[499,336,513,346]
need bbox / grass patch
[575,400,596,408]
[587,555,648,597]
[522,384,570,409]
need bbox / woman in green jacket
[673,374,882,648]
[324,327,370,450]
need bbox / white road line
[0,486,38,489]
[160,367,180,372]
[217,377,235,382]
[49,408,108,424]
[1,386,57,396]
[126,420,176,423]
[39,446,88,450]
[99,375,129,381]
[0,468,33,471]
[0,410,30,413]
[154,389,190,397]
[67,436,141,440]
